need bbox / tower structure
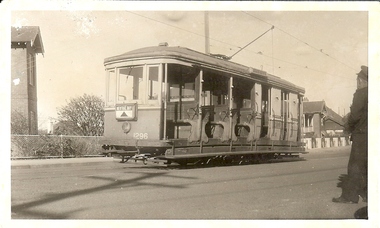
[11,26,44,135]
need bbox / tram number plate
[133,133,148,139]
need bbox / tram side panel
[166,101,198,139]
[270,88,282,140]
[288,93,299,142]
[104,108,162,141]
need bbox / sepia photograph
[2,1,379,227]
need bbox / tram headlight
[122,121,131,133]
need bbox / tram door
[298,95,303,142]
[253,83,262,139]
[288,93,299,142]
[165,64,199,139]
[270,88,282,140]
[281,92,289,141]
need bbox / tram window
[183,82,195,100]
[148,66,159,100]
[167,64,197,102]
[118,66,144,101]
[106,70,116,106]
[262,101,268,112]
[169,83,195,102]
[202,91,212,105]
[233,78,252,108]
[216,94,228,105]
[169,84,180,101]
[243,99,251,108]
[203,74,229,106]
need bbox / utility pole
[204,11,210,54]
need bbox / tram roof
[105,45,305,94]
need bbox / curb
[305,146,351,153]
[11,157,116,169]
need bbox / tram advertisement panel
[270,88,282,140]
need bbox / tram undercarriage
[110,150,305,168]
[101,139,306,167]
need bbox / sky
[3,2,376,130]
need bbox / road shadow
[11,171,194,219]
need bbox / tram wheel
[176,161,188,166]
[221,156,233,165]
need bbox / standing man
[333,65,368,204]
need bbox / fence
[11,135,103,158]
[302,136,351,150]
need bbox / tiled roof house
[303,101,344,138]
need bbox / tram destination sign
[115,103,137,120]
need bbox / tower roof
[11,26,44,54]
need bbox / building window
[304,114,313,127]
[304,114,314,133]
[28,53,35,86]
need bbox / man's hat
[357,65,368,81]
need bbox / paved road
[10,146,370,221]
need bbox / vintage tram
[101,43,306,166]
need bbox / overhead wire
[127,11,236,49]
[241,11,359,72]
[128,11,358,80]
[12,11,359,81]
[255,51,354,79]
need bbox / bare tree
[11,110,29,135]
[57,94,104,136]
[53,120,82,136]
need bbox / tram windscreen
[148,66,159,100]
[118,66,143,101]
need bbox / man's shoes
[354,206,368,219]
[332,196,358,204]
